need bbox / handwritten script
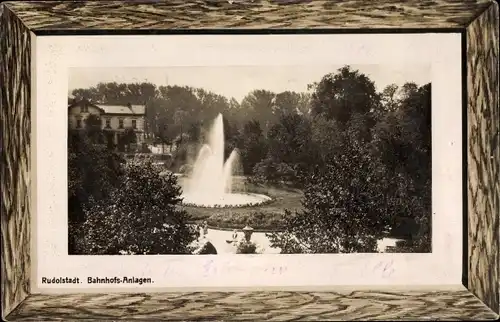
[202,259,288,277]
[159,259,289,279]
[372,259,395,278]
[159,258,396,280]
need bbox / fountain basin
[181,192,272,208]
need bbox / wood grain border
[1,1,498,320]
[0,2,32,319]
[467,2,500,313]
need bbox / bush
[139,144,152,153]
[252,158,297,184]
[236,241,257,254]
[268,138,392,254]
[68,131,125,253]
[266,226,306,254]
[75,159,197,255]
[195,240,218,254]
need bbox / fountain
[181,114,271,208]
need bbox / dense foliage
[70,65,432,254]
[371,82,432,250]
[68,124,197,254]
[68,131,124,221]
[68,130,125,253]
[267,136,392,253]
[266,68,430,253]
[236,241,258,254]
[74,159,197,255]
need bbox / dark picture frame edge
[1,0,498,320]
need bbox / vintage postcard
[33,34,462,290]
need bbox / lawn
[177,176,418,238]
[179,178,304,231]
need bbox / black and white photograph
[67,64,432,256]
[4,0,499,320]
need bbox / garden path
[192,227,401,254]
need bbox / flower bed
[181,197,274,209]
[206,211,289,231]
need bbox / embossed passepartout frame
[1,1,498,320]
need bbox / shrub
[268,138,392,254]
[68,131,125,253]
[236,241,257,254]
[252,158,297,184]
[75,159,197,255]
[139,144,152,153]
[195,241,218,255]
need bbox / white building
[68,98,146,146]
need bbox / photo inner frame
[33,33,463,291]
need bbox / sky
[69,65,431,102]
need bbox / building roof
[97,104,145,115]
[68,98,145,115]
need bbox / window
[105,118,111,128]
[118,119,124,129]
[76,119,82,128]
[132,119,137,129]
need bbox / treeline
[70,81,310,141]
[70,65,431,253]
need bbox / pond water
[191,227,402,255]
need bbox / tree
[84,114,104,144]
[372,83,431,190]
[160,85,201,120]
[273,91,301,116]
[310,66,380,128]
[296,92,312,116]
[72,82,158,105]
[380,84,399,113]
[195,88,230,121]
[240,90,277,132]
[68,131,125,253]
[187,121,202,144]
[225,97,246,127]
[268,134,393,254]
[237,120,268,174]
[310,116,343,165]
[222,116,241,161]
[68,132,125,220]
[76,159,197,255]
[72,87,100,102]
[263,113,320,184]
[253,158,296,184]
[173,109,189,148]
[119,128,137,152]
[146,97,175,142]
[371,82,432,248]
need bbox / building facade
[68,98,146,147]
